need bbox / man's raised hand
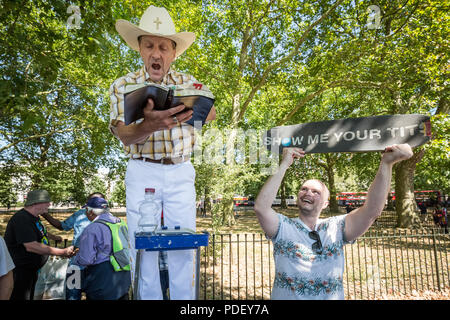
[281,147,306,168]
[381,144,413,165]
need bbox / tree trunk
[280,179,287,209]
[204,186,211,214]
[280,155,287,209]
[215,94,242,227]
[325,155,339,213]
[395,150,425,228]
[221,198,235,227]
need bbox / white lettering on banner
[343,131,356,141]
[386,127,399,137]
[405,124,418,135]
[308,135,319,144]
[335,130,383,142]
[356,130,368,140]
[291,136,304,145]
[369,129,381,139]
[334,131,344,142]
[190,122,423,169]
[272,137,282,145]
[387,125,419,138]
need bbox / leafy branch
[237,0,346,122]
[278,79,392,125]
[0,127,89,154]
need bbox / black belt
[133,157,187,165]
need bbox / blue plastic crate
[135,231,209,251]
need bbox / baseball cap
[84,197,108,209]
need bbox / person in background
[4,190,74,300]
[345,201,353,214]
[434,202,448,234]
[0,235,15,300]
[41,192,105,300]
[73,197,131,300]
[417,201,428,222]
[433,203,442,227]
[441,204,448,234]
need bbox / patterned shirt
[109,66,212,159]
[271,213,353,300]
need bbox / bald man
[255,144,413,300]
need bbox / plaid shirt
[109,66,211,160]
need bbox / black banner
[265,114,431,154]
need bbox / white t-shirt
[0,235,15,276]
[271,213,353,300]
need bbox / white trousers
[125,159,196,300]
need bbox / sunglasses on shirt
[308,230,323,254]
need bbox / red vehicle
[392,190,442,206]
[338,190,442,207]
[233,196,249,207]
[336,192,367,207]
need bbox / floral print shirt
[271,213,353,300]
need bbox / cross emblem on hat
[116,5,196,56]
[153,17,162,30]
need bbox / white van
[272,195,297,206]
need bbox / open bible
[123,83,215,127]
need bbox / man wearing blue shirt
[41,192,105,300]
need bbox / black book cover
[123,83,215,127]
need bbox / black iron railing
[198,229,449,300]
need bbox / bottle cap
[145,188,156,193]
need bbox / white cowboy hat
[115,6,195,58]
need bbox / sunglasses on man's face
[308,230,323,254]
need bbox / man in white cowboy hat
[109,6,216,300]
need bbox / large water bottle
[138,188,161,233]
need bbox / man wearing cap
[109,6,215,299]
[41,192,105,300]
[4,190,75,300]
[73,197,131,300]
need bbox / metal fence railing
[15,216,449,300]
[198,229,449,300]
